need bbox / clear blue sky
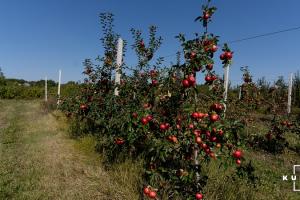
[0,0,299,85]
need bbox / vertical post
[114,38,123,96]
[57,69,61,105]
[287,73,293,114]
[223,65,230,116]
[45,76,48,102]
[223,65,230,102]
[238,85,242,100]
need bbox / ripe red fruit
[210,103,223,113]
[115,138,125,145]
[205,75,212,82]
[205,148,211,154]
[160,123,167,131]
[195,136,202,144]
[203,12,210,20]
[209,152,216,159]
[210,113,219,122]
[193,129,201,136]
[203,40,210,46]
[190,51,196,59]
[220,53,225,60]
[80,104,87,110]
[201,143,208,149]
[169,135,178,143]
[191,112,199,119]
[206,64,213,70]
[165,123,170,130]
[148,191,157,199]
[211,44,218,52]
[217,104,223,111]
[141,117,148,125]
[198,112,205,118]
[218,129,224,136]
[225,51,233,59]
[188,75,196,85]
[80,104,86,110]
[173,136,178,143]
[210,136,217,142]
[196,193,203,199]
[146,115,153,122]
[182,79,190,88]
[151,79,158,86]
[188,123,195,129]
[205,130,211,137]
[143,187,150,195]
[236,159,241,165]
[233,150,243,159]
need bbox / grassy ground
[1,100,300,200]
[0,100,141,200]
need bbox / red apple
[206,64,213,70]
[233,150,243,159]
[210,113,219,122]
[196,193,203,199]
[182,79,190,88]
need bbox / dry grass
[0,100,141,200]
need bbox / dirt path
[0,100,139,200]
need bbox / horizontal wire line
[161,25,300,58]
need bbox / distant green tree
[0,67,6,85]
[257,76,270,95]
[274,76,287,89]
[0,67,4,78]
[65,81,77,85]
[293,71,300,108]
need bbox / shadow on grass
[249,135,288,154]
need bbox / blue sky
[0,0,299,85]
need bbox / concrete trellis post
[223,65,230,116]
[114,38,123,96]
[287,73,293,114]
[238,85,242,100]
[223,65,230,102]
[45,76,48,102]
[57,69,61,105]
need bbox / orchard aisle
[0,100,139,200]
